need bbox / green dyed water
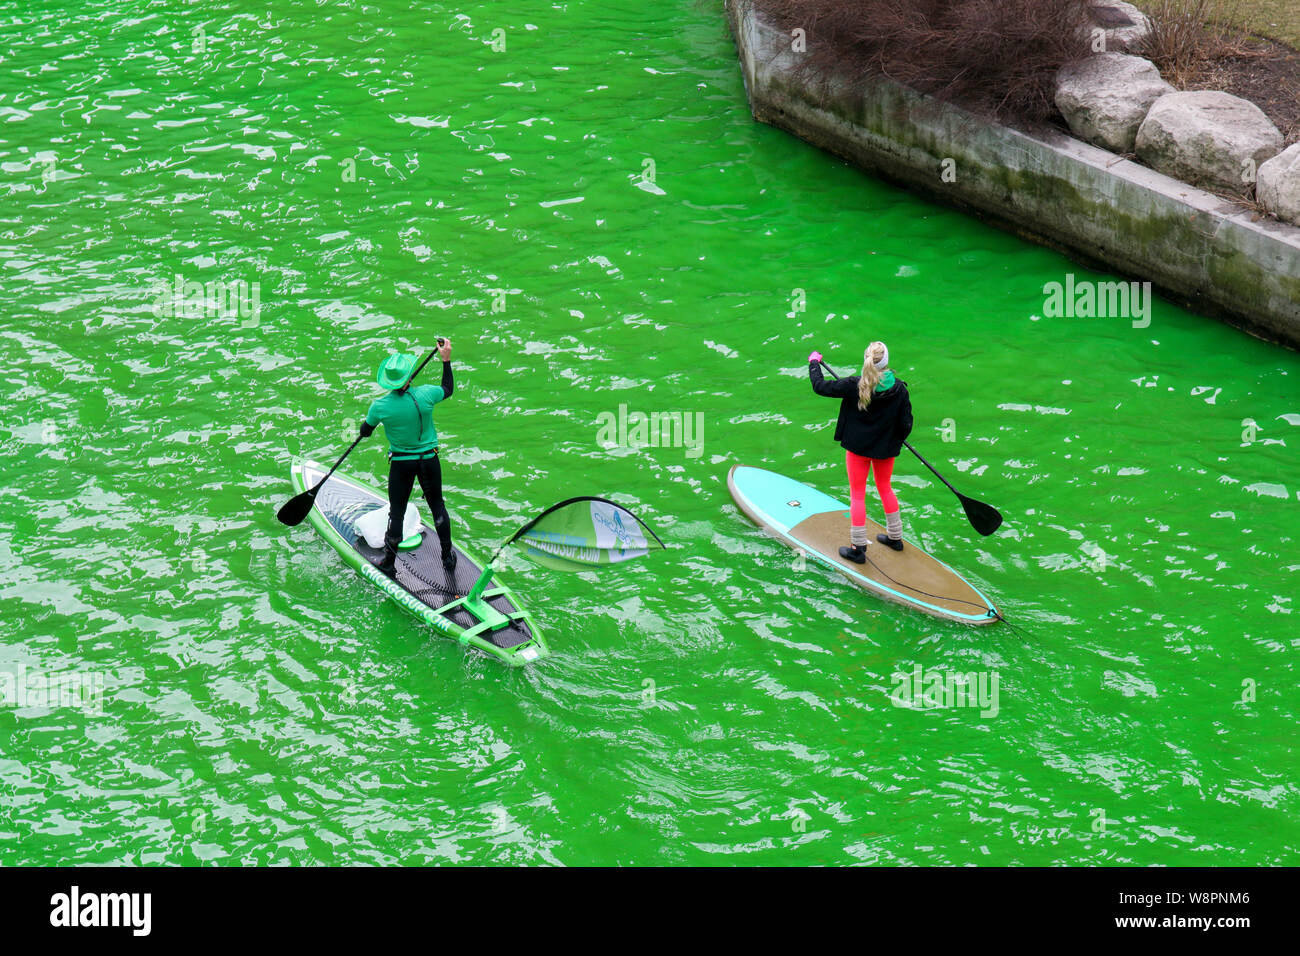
[2,0,1297,866]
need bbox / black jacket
[809,361,913,459]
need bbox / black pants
[385,453,452,559]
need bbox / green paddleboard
[289,459,548,665]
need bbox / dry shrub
[1140,0,1253,86]
[751,0,1095,123]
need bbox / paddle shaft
[397,341,443,394]
[816,359,962,495]
[901,439,961,497]
[314,345,439,490]
[309,434,364,495]
[278,342,445,524]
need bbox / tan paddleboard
[727,465,1000,625]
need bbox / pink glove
[808,351,823,364]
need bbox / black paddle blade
[959,494,1003,536]
[276,488,318,527]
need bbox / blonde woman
[807,342,913,560]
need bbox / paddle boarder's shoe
[373,552,398,578]
[441,550,457,574]
[876,533,904,552]
[838,545,866,564]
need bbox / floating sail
[508,496,666,571]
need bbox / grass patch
[1228,0,1300,48]
[1138,0,1300,49]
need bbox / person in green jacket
[358,338,456,576]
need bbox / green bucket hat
[376,352,417,390]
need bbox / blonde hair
[857,341,888,410]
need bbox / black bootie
[838,545,866,564]
[374,537,399,578]
[876,533,903,552]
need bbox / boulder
[1056,53,1174,153]
[1135,91,1284,195]
[1086,2,1152,54]
[1257,143,1300,226]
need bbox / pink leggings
[846,451,898,525]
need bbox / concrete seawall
[726,0,1300,348]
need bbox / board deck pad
[728,465,999,624]
[302,463,533,649]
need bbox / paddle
[276,342,444,527]
[815,359,1003,536]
